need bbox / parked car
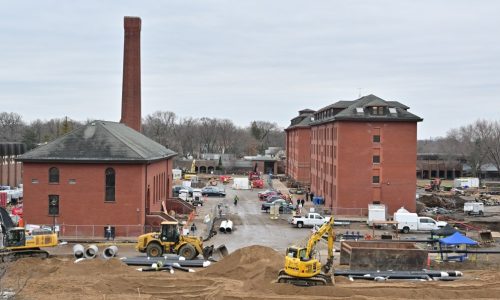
[261,199,294,213]
[258,189,281,200]
[265,195,283,203]
[201,187,226,197]
[173,186,193,197]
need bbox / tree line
[418,119,500,178]
[0,111,285,157]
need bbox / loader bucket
[202,245,214,260]
[480,231,494,243]
[202,244,228,261]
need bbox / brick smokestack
[121,17,142,132]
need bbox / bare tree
[445,120,491,178]
[484,120,500,179]
[0,112,25,142]
[142,111,177,149]
[215,119,237,154]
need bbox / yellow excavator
[277,215,335,286]
[1,208,58,261]
[183,159,197,180]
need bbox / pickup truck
[394,207,447,233]
[290,213,330,228]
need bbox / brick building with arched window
[16,121,176,235]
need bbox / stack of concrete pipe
[73,244,119,260]
[218,220,233,234]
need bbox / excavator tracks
[0,249,49,263]
[277,270,333,286]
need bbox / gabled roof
[17,121,177,163]
[312,94,423,125]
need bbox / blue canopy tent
[439,232,478,261]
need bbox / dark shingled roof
[312,94,423,125]
[17,121,177,163]
[286,108,315,130]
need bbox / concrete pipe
[73,244,85,259]
[103,245,118,259]
[225,220,233,233]
[84,244,99,259]
[219,220,227,233]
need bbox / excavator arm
[304,216,335,261]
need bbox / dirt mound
[418,194,466,209]
[198,245,283,290]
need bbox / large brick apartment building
[286,95,422,215]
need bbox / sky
[1,1,499,139]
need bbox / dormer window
[371,106,385,115]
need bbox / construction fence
[38,224,161,240]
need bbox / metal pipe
[103,245,118,259]
[428,249,500,254]
[73,244,85,259]
[219,220,227,233]
[84,244,99,259]
[122,257,208,267]
[225,220,233,233]
[334,270,463,278]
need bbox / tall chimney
[121,17,141,132]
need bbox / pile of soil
[198,245,283,291]
[418,194,467,209]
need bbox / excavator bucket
[202,244,228,261]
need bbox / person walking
[234,195,239,206]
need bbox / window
[373,135,380,143]
[372,176,380,184]
[371,106,384,115]
[373,155,380,164]
[49,167,59,184]
[105,168,115,202]
[48,195,59,215]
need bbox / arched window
[105,168,115,202]
[49,167,59,184]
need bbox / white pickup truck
[394,207,447,233]
[290,213,330,228]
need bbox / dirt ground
[2,245,500,300]
[3,180,500,299]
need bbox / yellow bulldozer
[277,215,335,286]
[136,220,227,260]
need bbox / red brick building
[285,109,314,186]
[287,95,422,215]
[16,121,176,234]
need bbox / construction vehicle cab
[136,221,225,260]
[183,159,197,180]
[278,216,335,286]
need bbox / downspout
[144,163,148,229]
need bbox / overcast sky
[1,1,499,139]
